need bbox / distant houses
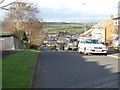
[80,16,120,46]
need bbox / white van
[78,38,108,55]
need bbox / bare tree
[25,19,45,45]
[3,1,45,47]
[3,1,39,31]
[0,0,15,10]
[0,0,4,4]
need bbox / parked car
[78,39,108,55]
[64,39,79,51]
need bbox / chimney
[110,15,113,18]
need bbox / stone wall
[0,36,24,50]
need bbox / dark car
[64,39,79,51]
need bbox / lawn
[2,50,39,88]
[0,58,2,90]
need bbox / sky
[0,0,119,22]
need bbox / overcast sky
[0,0,119,22]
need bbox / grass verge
[0,58,2,90]
[2,50,39,88]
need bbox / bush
[50,46,57,51]
[16,29,28,43]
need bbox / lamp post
[82,3,87,38]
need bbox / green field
[43,22,96,34]
[2,50,38,88]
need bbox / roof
[92,17,113,28]
[0,33,14,37]
[112,15,120,19]
[80,29,93,36]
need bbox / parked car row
[43,32,109,55]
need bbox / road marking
[107,55,119,59]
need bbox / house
[0,33,25,50]
[47,33,58,38]
[92,17,114,44]
[80,29,92,38]
[81,16,115,44]
[112,16,120,47]
[112,15,120,35]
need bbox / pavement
[1,49,41,59]
[0,49,24,58]
[107,48,119,59]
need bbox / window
[111,30,114,33]
[114,19,118,26]
[85,39,101,44]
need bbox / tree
[3,1,39,31]
[25,18,45,45]
[3,1,45,48]
[0,0,15,10]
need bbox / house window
[111,30,114,33]
[95,29,101,34]
[114,19,118,26]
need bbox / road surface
[32,51,119,88]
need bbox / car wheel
[79,51,82,54]
[88,53,92,56]
[78,49,82,54]
[84,48,88,55]
[104,53,107,56]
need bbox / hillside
[43,22,96,34]
[0,21,96,34]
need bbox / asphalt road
[32,51,119,88]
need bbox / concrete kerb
[107,55,119,59]
[29,51,41,88]
[107,47,119,59]
[29,50,40,52]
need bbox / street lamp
[82,3,87,38]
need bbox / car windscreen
[85,39,101,44]
[69,39,77,43]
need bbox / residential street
[32,51,119,88]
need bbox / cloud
[39,7,109,22]
[33,0,119,22]
[0,0,119,22]
[35,0,118,14]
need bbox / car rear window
[85,39,101,44]
[69,39,77,43]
